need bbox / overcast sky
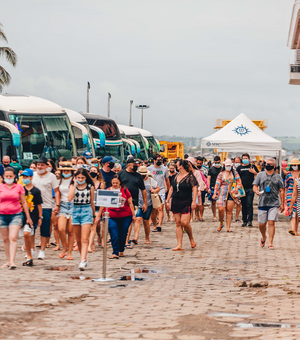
[1,0,298,137]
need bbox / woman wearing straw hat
[285,158,300,236]
[133,166,160,244]
[212,159,242,232]
[56,162,76,260]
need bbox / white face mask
[214,163,221,168]
[77,164,83,169]
[37,169,46,174]
[234,163,240,168]
[292,165,298,171]
[87,159,92,165]
[225,166,232,171]
[46,167,52,172]
[4,178,14,185]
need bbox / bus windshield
[79,122,94,155]
[9,114,74,167]
[87,119,120,140]
[127,134,148,160]
[95,144,123,163]
[146,136,159,158]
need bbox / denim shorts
[41,208,52,238]
[72,205,93,225]
[0,212,23,228]
[57,201,74,219]
[136,205,153,221]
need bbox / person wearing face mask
[68,168,95,270]
[212,159,242,232]
[195,156,209,222]
[21,169,43,267]
[88,166,106,252]
[232,157,242,223]
[148,154,170,232]
[207,156,222,222]
[253,158,284,250]
[236,153,259,227]
[31,156,60,260]
[166,163,177,222]
[0,167,33,269]
[118,158,147,248]
[284,159,300,236]
[56,162,76,260]
[76,156,89,170]
[83,151,92,165]
[100,156,117,188]
[0,155,11,180]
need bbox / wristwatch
[39,216,43,219]
[56,205,60,207]
[166,200,169,203]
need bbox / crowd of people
[0,150,295,270]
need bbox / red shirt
[0,183,25,215]
[106,187,132,218]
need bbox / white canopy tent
[201,113,282,162]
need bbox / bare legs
[134,217,151,244]
[73,224,91,262]
[259,220,275,247]
[211,200,217,221]
[0,225,20,266]
[235,204,241,221]
[58,216,74,258]
[217,201,235,231]
[173,213,196,250]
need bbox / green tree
[0,23,17,91]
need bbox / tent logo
[206,142,211,147]
[233,125,251,136]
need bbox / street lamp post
[135,105,150,129]
[87,82,90,113]
[129,100,133,126]
[108,92,111,117]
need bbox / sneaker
[248,222,253,227]
[25,249,37,259]
[38,250,45,260]
[156,226,162,232]
[79,259,89,271]
[241,222,247,227]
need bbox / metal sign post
[92,189,125,283]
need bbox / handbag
[149,178,163,209]
[230,177,246,199]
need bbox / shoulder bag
[149,177,163,209]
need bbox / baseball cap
[22,169,34,177]
[127,158,139,164]
[102,156,117,164]
[83,151,92,159]
[37,156,48,164]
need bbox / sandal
[50,242,57,247]
[260,238,266,247]
[23,259,33,266]
[59,253,66,259]
[152,228,158,232]
[73,246,79,251]
[66,256,73,260]
[109,255,119,259]
[131,239,138,245]
[213,217,218,222]
[53,246,60,251]
[1,263,10,268]
[235,219,241,223]
[172,247,184,251]
[227,230,234,232]
[191,242,197,248]
[268,245,274,250]
[125,244,133,249]
[217,224,224,232]
[289,230,295,236]
[9,263,17,270]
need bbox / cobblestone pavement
[1,203,300,340]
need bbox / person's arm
[165,177,170,192]
[127,196,136,222]
[191,185,197,210]
[142,189,147,212]
[201,172,208,189]
[100,182,105,189]
[166,185,173,210]
[53,187,60,214]
[68,184,76,201]
[20,193,33,226]
[90,186,95,217]
[212,174,221,199]
[289,181,298,215]
[207,175,211,189]
[37,204,43,228]
[279,188,285,213]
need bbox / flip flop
[9,264,17,270]
[191,243,197,248]
[125,244,133,249]
[268,245,274,250]
[109,255,119,259]
[213,218,218,222]
[1,263,10,268]
[23,259,33,266]
[172,247,184,251]
[59,253,67,259]
[227,230,234,232]
[131,239,138,245]
[217,224,224,232]
[66,256,73,260]
[289,230,295,236]
[152,228,158,232]
[260,238,266,248]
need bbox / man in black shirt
[237,153,259,227]
[207,156,222,222]
[118,158,147,247]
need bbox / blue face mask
[23,179,31,185]
[242,159,249,165]
[62,173,72,178]
[77,179,86,185]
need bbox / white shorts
[159,189,166,204]
[258,207,279,224]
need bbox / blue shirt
[100,168,115,188]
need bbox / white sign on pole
[96,189,124,207]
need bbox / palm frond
[0,65,11,87]
[0,24,8,43]
[0,47,17,66]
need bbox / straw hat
[137,166,150,176]
[57,161,76,171]
[290,158,300,165]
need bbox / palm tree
[0,23,17,92]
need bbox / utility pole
[108,92,111,117]
[129,100,133,126]
[135,105,150,129]
[87,82,90,113]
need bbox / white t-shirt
[147,165,169,191]
[32,172,59,209]
[59,177,72,203]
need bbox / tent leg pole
[279,150,282,176]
